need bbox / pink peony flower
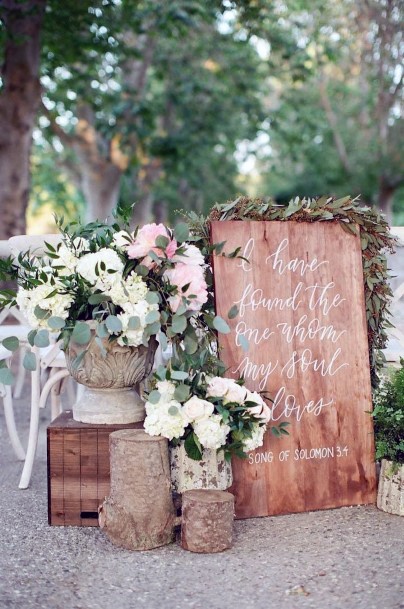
[164,263,208,312]
[127,223,177,267]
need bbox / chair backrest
[8,234,62,261]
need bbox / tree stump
[181,489,235,553]
[99,429,176,550]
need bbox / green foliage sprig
[185,195,396,386]
[372,360,404,464]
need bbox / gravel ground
[0,244,403,609]
[1,394,403,609]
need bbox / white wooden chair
[18,343,71,489]
[0,345,25,461]
[4,234,71,489]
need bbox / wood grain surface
[47,410,142,526]
[211,220,376,518]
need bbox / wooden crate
[47,410,142,527]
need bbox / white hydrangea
[144,399,187,440]
[156,380,176,400]
[242,423,266,453]
[116,300,159,347]
[107,272,148,308]
[193,414,230,450]
[16,283,73,330]
[76,248,124,290]
[53,243,79,275]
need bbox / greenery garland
[186,195,397,387]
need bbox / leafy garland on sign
[185,195,396,387]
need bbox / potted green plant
[372,359,404,516]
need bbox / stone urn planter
[377,459,404,516]
[66,334,157,424]
[170,442,233,493]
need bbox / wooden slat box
[47,410,142,527]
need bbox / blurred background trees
[0,0,402,237]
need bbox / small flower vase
[66,334,157,425]
[170,441,233,493]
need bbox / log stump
[99,429,176,550]
[181,489,235,553]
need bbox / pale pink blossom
[164,264,208,312]
[127,223,177,267]
[172,244,205,267]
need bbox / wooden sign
[211,221,376,518]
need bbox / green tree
[240,0,403,222]
[39,1,264,223]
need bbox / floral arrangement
[144,370,288,460]
[0,209,224,377]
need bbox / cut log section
[181,489,235,553]
[99,429,176,550]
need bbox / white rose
[76,248,124,288]
[193,414,230,450]
[242,424,266,453]
[223,380,247,404]
[112,230,133,250]
[206,377,231,399]
[183,396,214,422]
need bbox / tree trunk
[0,1,46,239]
[378,176,395,224]
[99,429,176,550]
[181,489,235,553]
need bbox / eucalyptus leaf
[96,322,109,338]
[168,405,179,416]
[23,351,37,371]
[173,222,189,243]
[128,316,141,330]
[174,383,190,402]
[227,304,239,320]
[2,336,20,352]
[145,291,160,305]
[34,329,50,348]
[213,315,231,334]
[239,335,249,352]
[172,314,187,334]
[158,331,168,351]
[34,305,50,320]
[27,329,37,347]
[135,264,148,277]
[171,370,189,381]
[72,322,92,345]
[145,310,160,324]
[71,350,87,370]
[155,235,169,249]
[105,315,122,334]
[88,293,111,305]
[147,390,161,404]
[48,316,66,330]
[0,367,14,385]
[184,335,198,354]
